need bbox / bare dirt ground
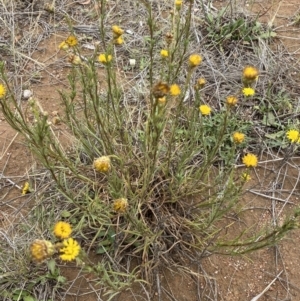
[1,0,300,300]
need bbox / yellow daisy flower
[0,84,6,98]
[22,182,31,195]
[30,239,55,262]
[199,104,211,116]
[169,84,181,96]
[53,221,72,239]
[189,54,202,68]
[243,66,259,81]
[98,54,113,64]
[242,153,258,168]
[93,156,111,172]
[226,95,238,106]
[242,87,255,97]
[113,36,124,45]
[160,49,169,58]
[175,0,183,9]
[233,132,245,144]
[65,35,78,47]
[112,25,124,37]
[195,77,206,90]
[286,129,300,143]
[59,238,80,261]
[113,198,128,213]
[58,41,69,51]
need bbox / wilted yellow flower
[233,132,245,144]
[243,66,259,81]
[195,78,206,89]
[170,84,181,96]
[59,238,80,261]
[175,0,183,9]
[112,25,124,37]
[58,41,69,51]
[94,156,111,172]
[53,221,72,239]
[98,54,112,64]
[199,104,211,116]
[0,84,6,98]
[165,32,173,45]
[242,172,251,182]
[242,87,255,97]
[242,153,258,168]
[189,54,202,68]
[22,182,31,195]
[68,54,81,65]
[286,129,300,143]
[157,96,167,107]
[30,240,55,262]
[113,198,128,213]
[226,95,238,106]
[153,82,170,99]
[114,36,124,45]
[65,35,78,47]
[160,49,169,58]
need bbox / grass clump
[1,0,300,299]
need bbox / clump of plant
[203,6,276,50]
[1,0,300,299]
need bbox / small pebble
[23,89,33,99]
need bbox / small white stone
[23,89,33,99]
[129,59,136,66]
[82,43,95,50]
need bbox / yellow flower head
[98,54,113,64]
[113,198,128,213]
[189,54,202,68]
[199,104,211,116]
[242,87,255,97]
[112,25,124,37]
[53,221,72,239]
[286,129,300,143]
[242,153,258,168]
[0,84,6,98]
[65,35,78,47]
[153,82,170,99]
[170,84,181,96]
[113,36,124,45]
[22,182,31,195]
[58,41,69,51]
[195,77,206,90]
[93,156,111,172]
[30,239,55,262]
[233,132,245,144]
[160,49,169,58]
[243,66,259,81]
[175,0,183,9]
[59,238,80,261]
[226,95,238,106]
